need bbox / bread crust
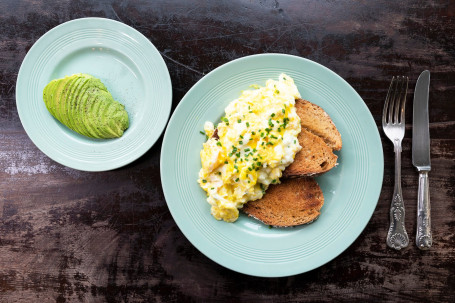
[242,178,324,227]
[295,98,342,151]
[284,129,338,177]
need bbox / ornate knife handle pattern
[416,171,432,250]
[387,193,409,250]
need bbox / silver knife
[412,70,432,250]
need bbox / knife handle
[416,171,432,250]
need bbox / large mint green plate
[160,54,383,277]
[16,18,172,171]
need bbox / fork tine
[394,76,404,124]
[383,76,395,125]
[388,77,399,123]
[399,77,408,124]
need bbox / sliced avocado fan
[43,73,129,139]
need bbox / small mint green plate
[161,54,383,277]
[16,18,172,171]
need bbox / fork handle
[386,145,409,250]
[416,171,432,250]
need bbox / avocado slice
[43,74,129,139]
[71,78,93,137]
[59,74,80,128]
[43,79,59,117]
[53,74,77,123]
[64,76,86,132]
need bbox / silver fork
[382,76,410,250]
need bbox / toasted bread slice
[295,99,342,151]
[284,129,338,177]
[243,178,324,227]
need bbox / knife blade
[412,70,432,250]
[413,70,431,170]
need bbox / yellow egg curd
[198,74,302,222]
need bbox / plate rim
[160,53,384,277]
[16,17,172,172]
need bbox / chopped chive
[271,113,276,117]
[218,172,222,175]
[235,178,239,182]
[272,179,276,183]
[240,135,244,139]
[253,148,257,152]
[211,187,214,190]
[248,167,252,171]
[202,180,207,183]
[245,148,250,152]
[251,131,256,135]
[246,122,250,127]
[239,141,243,145]
[282,109,285,114]
[294,140,296,144]
[200,131,205,135]
[270,135,278,139]
[238,119,241,123]
[216,141,222,146]
[236,152,240,157]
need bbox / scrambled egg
[198,74,302,222]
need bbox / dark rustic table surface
[1,0,454,302]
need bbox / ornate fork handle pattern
[386,143,409,250]
[387,193,409,249]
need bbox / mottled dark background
[0,0,454,302]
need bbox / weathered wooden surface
[1,0,454,302]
